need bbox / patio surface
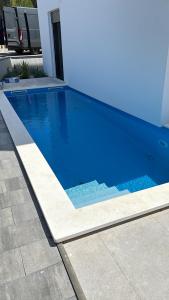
[64,209,169,299]
[0,113,76,299]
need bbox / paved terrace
[64,208,169,299]
[0,113,76,299]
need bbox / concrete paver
[64,210,169,300]
[0,208,14,228]
[0,113,76,299]
[0,249,25,285]
[0,264,75,300]
[64,234,139,300]
[20,239,62,275]
[11,201,40,224]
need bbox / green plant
[10,0,37,7]
[3,63,46,80]
[30,67,46,78]
[20,61,30,79]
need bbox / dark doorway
[51,10,64,80]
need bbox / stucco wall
[37,0,169,126]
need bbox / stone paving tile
[64,234,139,300]
[0,208,14,228]
[0,151,16,161]
[0,249,25,285]
[11,201,39,224]
[5,176,27,192]
[0,119,7,130]
[0,144,14,151]
[0,218,45,253]
[0,264,75,300]
[99,215,169,300]
[20,239,62,275]
[0,132,12,147]
[46,262,76,299]
[0,181,6,193]
[0,161,22,181]
[0,158,20,170]
[151,208,169,232]
[0,188,31,209]
[0,114,76,300]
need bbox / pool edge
[1,87,169,243]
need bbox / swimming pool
[5,86,169,208]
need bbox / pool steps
[66,180,130,208]
[66,180,109,197]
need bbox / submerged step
[117,175,157,193]
[66,180,109,198]
[72,188,130,208]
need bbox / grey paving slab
[0,132,12,147]
[0,159,22,180]
[0,158,20,170]
[0,112,76,299]
[0,188,31,209]
[64,234,139,300]
[47,262,76,299]
[0,264,75,300]
[0,128,8,134]
[5,176,27,192]
[0,151,16,161]
[99,214,169,300]
[0,208,14,228]
[0,181,6,193]
[0,248,25,285]
[0,225,14,253]
[13,218,45,247]
[0,119,7,129]
[152,208,169,231]
[0,218,45,253]
[0,144,14,151]
[20,239,62,275]
[11,201,39,224]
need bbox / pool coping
[1,84,169,243]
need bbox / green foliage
[20,61,30,79]
[10,0,37,7]
[0,0,10,11]
[29,66,46,78]
[3,62,46,79]
[30,0,37,7]
[4,65,20,78]
[0,0,37,12]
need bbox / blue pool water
[5,86,169,208]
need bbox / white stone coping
[3,77,66,91]
[1,85,169,242]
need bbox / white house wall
[37,0,169,126]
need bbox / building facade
[37,0,169,126]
